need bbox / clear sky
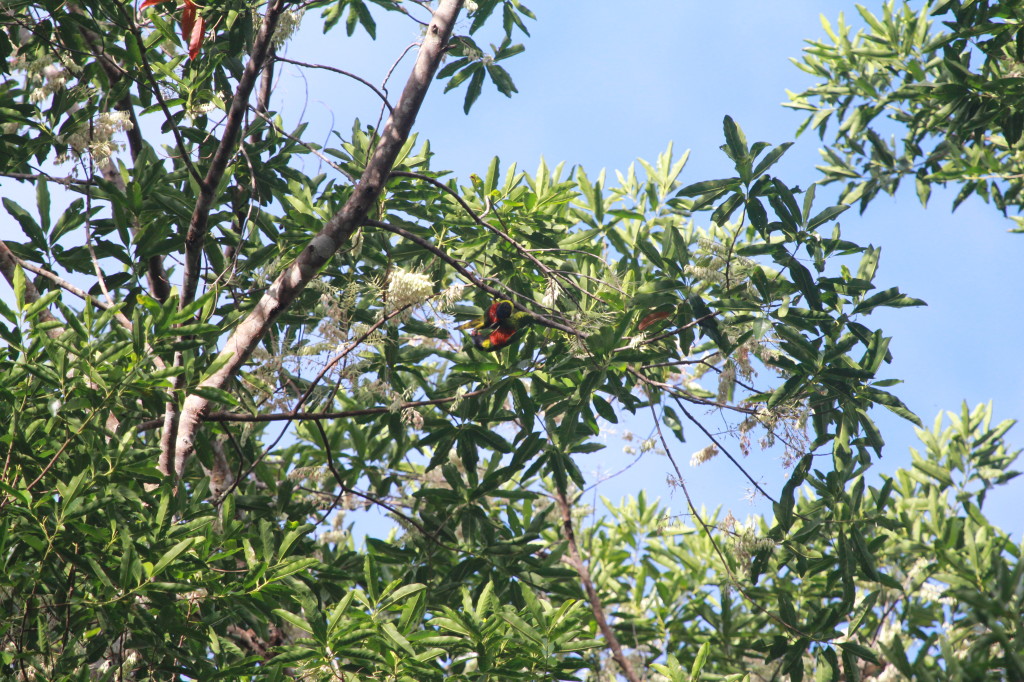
[268,1,1024,536]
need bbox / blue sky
[268,1,1024,535]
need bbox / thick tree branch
[0,240,64,339]
[166,0,466,477]
[555,491,641,682]
[160,0,289,476]
[179,0,287,309]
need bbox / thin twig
[669,394,777,504]
[378,42,419,129]
[366,219,584,338]
[83,188,116,309]
[275,55,394,112]
[290,302,415,414]
[248,105,354,180]
[390,170,600,307]
[646,402,813,641]
[0,171,91,187]
[140,388,492,431]
[627,366,757,413]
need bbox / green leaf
[36,180,50,233]
[912,457,954,487]
[807,204,849,230]
[747,197,769,233]
[148,538,195,578]
[12,263,25,311]
[381,622,415,655]
[722,115,749,164]
[199,351,235,383]
[463,68,486,113]
[786,258,822,311]
[752,143,792,179]
[849,528,879,580]
[191,385,240,407]
[676,177,740,197]
[592,394,618,423]
[273,608,313,634]
[4,198,47,251]
[689,642,710,680]
[861,386,922,426]
[838,641,880,665]
[485,62,518,97]
[853,287,927,315]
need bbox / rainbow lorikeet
[457,299,513,331]
[460,299,533,352]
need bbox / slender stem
[275,55,394,112]
[366,219,583,338]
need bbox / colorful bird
[457,299,513,331]
[468,305,533,352]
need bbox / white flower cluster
[626,332,646,349]
[271,9,305,49]
[690,443,718,467]
[10,52,71,106]
[437,281,465,312]
[402,406,424,430]
[287,465,329,483]
[387,267,433,310]
[541,279,560,308]
[917,579,955,606]
[60,110,133,167]
[187,93,225,120]
[451,385,468,411]
[29,63,67,104]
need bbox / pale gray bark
[163,0,465,476]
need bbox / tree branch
[390,169,598,308]
[179,0,287,309]
[275,55,394,113]
[0,241,64,339]
[0,171,91,187]
[160,0,289,477]
[366,219,584,338]
[555,491,641,682]
[167,0,466,477]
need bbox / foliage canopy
[0,0,1020,680]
